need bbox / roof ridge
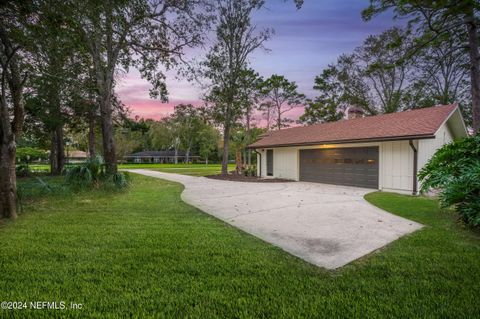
[249,104,458,148]
[267,104,457,135]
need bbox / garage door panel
[299,147,379,189]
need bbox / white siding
[258,151,267,177]
[254,128,453,194]
[418,123,453,171]
[380,141,414,194]
[273,148,298,180]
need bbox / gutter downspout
[408,140,418,195]
[253,149,262,177]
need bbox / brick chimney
[347,105,364,119]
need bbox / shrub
[243,165,257,177]
[16,147,48,163]
[419,135,480,226]
[64,156,129,190]
[16,164,32,177]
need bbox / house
[123,151,200,164]
[67,150,88,163]
[248,104,468,194]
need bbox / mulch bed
[205,174,293,183]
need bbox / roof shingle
[249,104,457,148]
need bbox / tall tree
[71,0,213,173]
[363,0,480,132]
[355,27,414,113]
[197,123,220,164]
[260,74,305,130]
[237,68,263,165]
[300,66,347,125]
[405,38,472,124]
[203,0,270,175]
[170,104,202,163]
[0,1,31,219]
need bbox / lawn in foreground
[0,175,479,318]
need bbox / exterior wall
[272,147,299,180]
[418,123,453,171]
[255,127,453,195]
[380,141,414,194]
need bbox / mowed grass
[0,175,479,318]
[27,163,235,176]
[121,163,236,176]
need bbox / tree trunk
[99,93,117,173]
[235,149,242,174]
[205,156,208,165]
[465,10,480,133]
[277,106,282,130]
[88,109,96,158]
[221,124,230,175]
[50,126,65,175]
[174,148,178,164]
[186,147,190,163]
[0,129,17,219]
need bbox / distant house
[124,151,200,164]
[67,150,88,163]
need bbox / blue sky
[117,0,397,120]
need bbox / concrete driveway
[128,169,423,269]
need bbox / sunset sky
[116,0,397,122]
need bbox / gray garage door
[299,147,379,189]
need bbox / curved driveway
[128,169,422,269]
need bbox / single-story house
[124,151,200,164]
[248,104,468,194]
[67,150,88,163]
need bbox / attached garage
[299,147,379,189]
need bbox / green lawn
[0,175,479,318]
[27,163,235,176]
[121,163,236,176]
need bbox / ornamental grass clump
[419,135,480,227]
[64,155,130,190]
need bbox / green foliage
[243,165,257,177]
[16,147,48,163]
[1,176,479,317]
[17,177,68,205]
[16,164,32,177]
[260,74,306,129]
[419,135,480,226]
[64,156,129,190]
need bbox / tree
[355,27,414,113]
[197,124,220,164]
[363,0,480,132]
[203,0,270,175]
[170,104,202,163]
[0,1,31,219]
[114,128,142,163]
[26,2,92,175]
[261,74,305,130]
[237,68,263,165]
[405,38,472,125]
[300,66,345,124]
[70,0,213,173]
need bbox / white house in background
[248,104,468,195]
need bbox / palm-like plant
[64,156,129,189]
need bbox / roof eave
[247,134,436,149]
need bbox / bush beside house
[419,135,480,227]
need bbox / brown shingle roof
[249,104,457,148]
